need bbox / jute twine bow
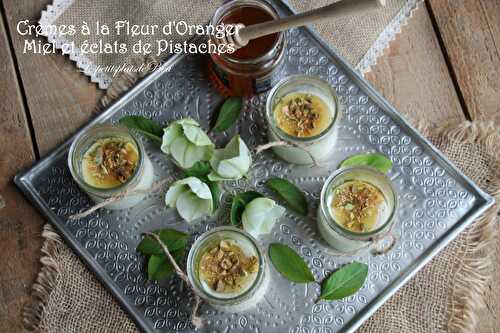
[142,232,204,329]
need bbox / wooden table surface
[0,1,498,332]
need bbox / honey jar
[208,0,286,96]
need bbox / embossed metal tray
[15,1,494,332]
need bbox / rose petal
[161,122,182,155]
[181,122,213,146]
[181,177,212,200]
[176,190,213,223]
[170,136,212,169]
[208,136,251,180]
[165,183,187,207]
[165,177,214,223]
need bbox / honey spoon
[218,0,386,50]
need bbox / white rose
[165,177,213,223]
[208,135,252,181]
[161,118,214,169]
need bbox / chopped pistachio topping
[199,240,258,293]
[282,95,318,136]
[330,180,385,233]
[82,137,139,188]
[274,92,331,138]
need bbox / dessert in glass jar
[266,75,341,164]
[68,124,154,210]
[187,226,270,312]
[317,166,398,253]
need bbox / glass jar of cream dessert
[187,226,269,312]
[208,0,286,96]
[266,75,340,164]
[68,124,154,210]
[317,166,398,253]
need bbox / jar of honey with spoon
[208,0,286,96]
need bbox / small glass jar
[187,226,269,312]
[266,75,341,165]
[208,0,286,96]
[317,166,398,253]
[68,124,155,210]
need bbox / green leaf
[268,243,315,283]
[147,248,185,281]
[183,161,211,178]
[266,177,308,216]
[213,97,243,132]
[319,261,368,301]
[207,180,221,210]
[119,116,163,143]
[230,191,263,226]
[137,228,188,255]
[339,153,393,174]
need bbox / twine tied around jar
[255,140,321,166]
[68,177,172,220]
[142,232,204,329]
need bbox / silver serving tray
[15,1,494,332]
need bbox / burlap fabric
[24,1,500,332]
[48,0,411,87]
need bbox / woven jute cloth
[24,1,500,332]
